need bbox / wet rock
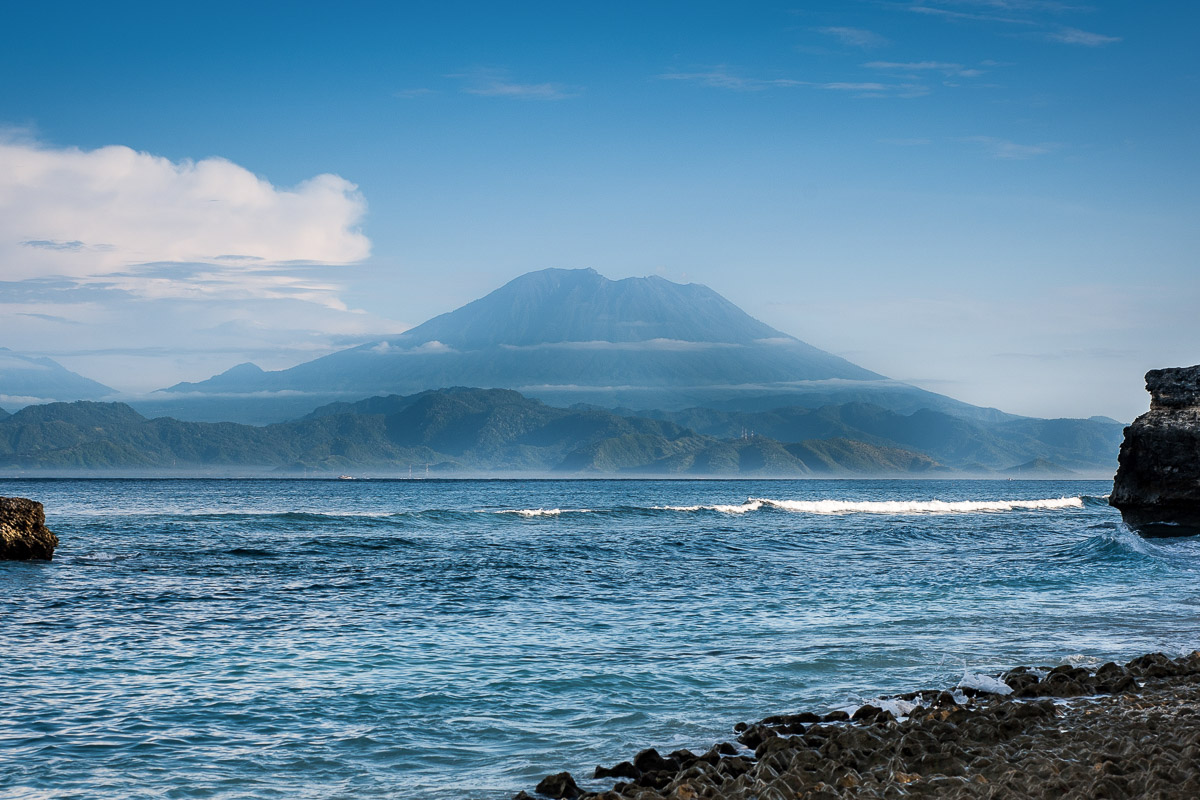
[851,704,886,722]
[632,769,671,791]
[755,734,803,760]
[762,711,820,726]
[0,496,58,561]
[522,653,1200,799]
[736,725,775,749]
[1100,675,1137,694]
[535,772,580,799]
[1111,365,1200,536]
[1128,652,1176,678]
[1004,672,1040,692]
[821,710,850,722]
[631,748,675,775]
[594,761,639,780]
[934,691,960,708]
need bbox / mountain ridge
[0,388,1116,475]
[153,268,1002,424]
[0,347,115,403]
[0,390,953,476]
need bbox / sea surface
[3,478,1200,799]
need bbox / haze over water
[4,477,1199,799]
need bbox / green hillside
[0,389,946,475]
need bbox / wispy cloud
[816,26,889,48]
[658,69,803,91]
[823,81,930,98]
[453,69,575,100]
[945,0,1086,11]
[660,69,927,98]
[1044,27,1121,46]
[906,5,1039,25]
[903,1,1120,47]
[865,60,985,77]
[964,135,1059,158]
[393,88,436,99]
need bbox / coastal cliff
[0,497,58,560]
[1110,365,1200,534]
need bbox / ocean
[3,477,1198,799]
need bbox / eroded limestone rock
[0,496,58,560]
[1111,365,1200,535]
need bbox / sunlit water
[3,478,1199,799]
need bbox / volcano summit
[159,268,995,423]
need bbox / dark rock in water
[850,704,885,722]
[592,761,638,780]
[1111,365,1200,536]
[0,497,58,560]
[632,747,675,774]
[533,771,579,799]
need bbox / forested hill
[0,389,945,475]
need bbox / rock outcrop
[520,652,1200,800]
[1110,365,1200,535]
[0,497,59,560]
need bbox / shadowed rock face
[0,497,58,560]
[1111,365,1200,536]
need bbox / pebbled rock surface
[522,651,1200,799]
[1111,365,1200,534]
[0,496,58,560]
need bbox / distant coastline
[0,387,1121,477]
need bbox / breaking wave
[60,497,1092,524]
[654,496,1085,515]
[492,508,594,517]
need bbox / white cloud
[659,69,803,91]
[496,339,743,352]
[865,61,986,77]
[817,27,889,48]
[0,137,370,283]
[1045,27,1121,46]
[0,290,410,392]
[964,136,1059,159]
[453,69,575,100]
[660,70,927,98]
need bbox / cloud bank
[0,137,400,391]
[0,138,370,282]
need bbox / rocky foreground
[0,496,58,560]
[521,651,1200,800]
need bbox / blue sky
[1,0,1196,419]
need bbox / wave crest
[655,497,1085,515]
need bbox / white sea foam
[839,697,920,720]
[957,671,1014,696]
[875,697,919,718]
[656,496,1083,515]
[497,508,563,517]
[493,508,596,517]
[653,500,764,514]
[1064,653,1104,667]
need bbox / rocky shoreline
[519,651,1200,799]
